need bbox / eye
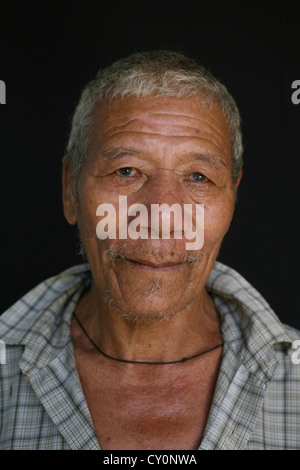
[190,172,208,183]
[116,167,136,177]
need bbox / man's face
[63,94,241,321]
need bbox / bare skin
[63,94,242,449]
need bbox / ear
[235,170,243,190]
[62,157,77,225]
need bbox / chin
[105,287,185,324]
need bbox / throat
[74,312,223,365]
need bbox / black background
[0,1,299,329]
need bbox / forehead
[88,94,232,165]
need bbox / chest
[76,358,220,450]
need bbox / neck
[73,284,222,364]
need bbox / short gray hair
[65,50,243,194]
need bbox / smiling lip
[125,258,184,272]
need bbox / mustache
[104,241,202,266]
[75,230,202,266]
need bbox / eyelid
[116,166,137,176]
[188,172,209,183]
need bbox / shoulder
[0,263,92,345]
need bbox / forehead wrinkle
[131,105,228,129]
[95,94,229,139]
[104,119,204,139]
[101,112,230,151]
[100,146,140,162]
[136,111,208,124]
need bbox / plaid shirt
[0,261,300,450]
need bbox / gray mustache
[105,243,202,266]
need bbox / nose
[130,169,186,239]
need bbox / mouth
[125,258,185,272]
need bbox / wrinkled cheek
[76,206,111,280]
[77,213,97,251]
[202,206,234,251]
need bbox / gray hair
[65,50,243,195]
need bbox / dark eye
[116,167,136,177]
[190,172,207,183]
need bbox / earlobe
[62,157,77,225]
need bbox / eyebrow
[191,153,228,169]
[100,147,140,162]
[99,146,228,169]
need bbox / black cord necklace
[73,313,224,365]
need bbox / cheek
[77,200,97,239]
[76,179,118,237]
[76,190,104,262]
[76,186,123,269]
[203,200,235,247]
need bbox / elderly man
[0,51,300,450]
